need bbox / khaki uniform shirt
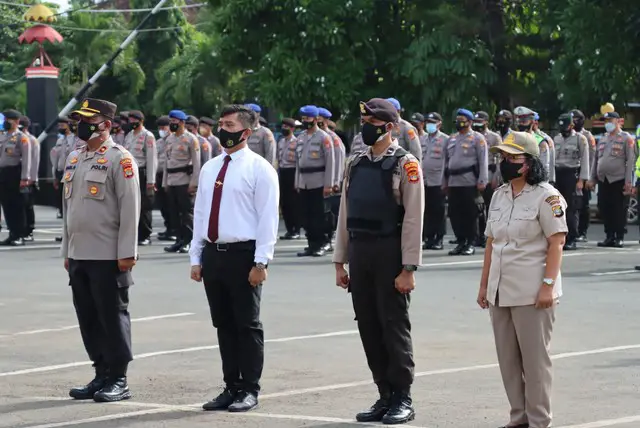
[350,132,366,154]
[554,131,590,180]
[442,130,489,187]
[207,135,222,157]
[591,130,636,185]
[277,135,298,169]
[294,128,335,190]
[328,129,346,185]
[162,131,201,188]
[421,131,449,187]
[26,133,40,183]
[393,119,422,162]
[333,142,424,266]
[124,127,158,184]
[485,182,567,306]
[60,138,140,260]
[0,130,32,180]
[247,125,276,166]
[197,134,212,166]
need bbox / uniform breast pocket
[4,145,18,156]
[611,144,624,157]
[511,209,539,239]
[487,208,503,223]
[84,170,108,201]
[174,146,190,162]
[446,144,456,157]
[429,147,442,159]
[308,144,321,159]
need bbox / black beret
[186,115,199,126]
[282,117,296,127]
[410,113,425,123]
[603,111,620,119]
[328,120,337,130]
[120,111,130,119]
[259,116,268,126]
[70,98,117,120]
[58,116,70,124]
[156,115,170,126]
[570,109,585,119]
[425,112,442,122]
[19,116,31,127]
[359,98,399,123]
[128,110,145,121]
[474,111,490,121]
[497,109,513,119]
[2,109,22,119]
[199,116,215,127]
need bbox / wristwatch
[402,265,418,272]
[542,278,555,286]
[254,262,267,270]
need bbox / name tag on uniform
[91,164,108,171]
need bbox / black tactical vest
[346,148,407,236]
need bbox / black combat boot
[448,242,465,256]
[164,241,183,253]
[356,384,392,422]
[203,386,237,411]
[93,364,131,402]
[597,235,614,247]
[69,365,108,400]
[382,391,415,425]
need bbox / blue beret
[318,107,332,118]
[386,98,401,110]
[456,108,474,120]
[246,103,261,113]
[168,110,187,121]
[299,105,319,118]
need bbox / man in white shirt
[189,104,279,413]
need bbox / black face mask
[455,121,468,132]
[281,128,292,137]
[472,123,486,132]
[500,160,524,182]
[131,122,141,130]
[361,122,388,146]
[169,123,180,132]
[302,120,315,130]
[58,127,68,134]
[497,122,510,134]
[560,129,572,138]
[219,128,247,149]
[77,121,103,142]
[573,119,584,131]
[517,123,532,132]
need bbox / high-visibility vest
[635,126,640,178]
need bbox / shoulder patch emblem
[323,136,332,149]
[403,160,420,184]
[545,195,560,205]
[122,162,134,179]
[407,128,417,141]
[21,136,29,145]
[120,158,133,166]
[97,146,108,154]
[69,157,78,165]
[97,158,108,164]
[551,204,564,218]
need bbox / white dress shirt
[189,146,280,266]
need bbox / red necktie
[207,155,232,243]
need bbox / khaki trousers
[490,303,555,428]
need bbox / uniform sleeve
[539,190,569,238]
[114,153,141,259]
[201,141,212,165]
[405,126,423,162]
[332,159,352,264]
[332,137,343,186]
[590,142,599,182]
[322,134,335,189]
[145,132,158,184]
[30,138,40,182]
[578,135,590,180]
[162,161,168,188]
[189,136,202,188]
[60,161,70,259]
[441,137,450,188]
[189,166,208,266]
[263,129,277,167]
[399,155,424,266]
[20,134,32,181]
[546,136,556,182]
[50,143,60,177]
[625,134,637,185]
[477,135,488,185]
[539,141,550,177]
[253,160,280,264]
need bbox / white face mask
[605,122,616,133]
[159,129,168,138]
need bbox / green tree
[0,4,29,110]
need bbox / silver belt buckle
[216,243,228,252]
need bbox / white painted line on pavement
[556,415,640,428]
[0,244,60,252]
[34,229,63,234]
[1,313,195,339]
[591,270,638,276]
[21,408,178,428]
[0,330,359,377]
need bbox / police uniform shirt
[553,130,590,180]
[333,142,424,266]
[350,132,366,154]
[247,125,277,166]
[208,134,222,157]
[536,130,556,182]
[113,131,126,146]
[485,182,567,306]
[421,130,449,187]
[162,131,201,188]
[580,128,597,166]
[393,118,422,162]
[277,134,298,169]
[482,129,502,181]
[124,127,158,184]
[60,138,141,260]
[189,147,279,266]
[591,130,636,185]
[62,136,85,172]
[327,128,346,185]
[441,130,489,187]
[0,129,32,180]
[198,134,212,166]
[156,137,168,172]
[294,128,335,190]
[27,133,40,183]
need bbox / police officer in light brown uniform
[386,98,422,162]
[588,111,636,247]
[277,118,301,239]
[333,98,423,425]
[19,115,40,242]
[571,109,596,241]
[185,115,212,167]
[155,116,175,241]
[162,110,201,253]
[123,110,158,246]
[61,98,140,403]
[421,112,448,250]
[477,131,567,428]
[246,103,277,166]
[199,116,222,158]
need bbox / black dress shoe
[227,391,258,412]
[448,244,464,256]
[55,236,63,242]
[138,238,151,246]
[597,237,614,247]
[355,397,391,422]
[158,231,177,241]
[69,375,108,400]
[612,239,624,248]
[576,234,588,243]
[461,245,476,256]
[23,234,34,242]
[178,244,190,253]
[164,242,183,253]
[563,241,577,251]
[203,387,237,411]
[93,377,131,402]
[431,239,443,250]
[449,238,458,245]
[311,248,326,257]
[297,248,313,257]
[382,393,415,425]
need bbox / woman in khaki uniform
[477,131,568,428]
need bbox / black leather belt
[206,240,256,252]
[166,165,193,174]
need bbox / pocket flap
[85,170,108,183]
[513,208,537,220]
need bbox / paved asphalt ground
[1,206,640,428]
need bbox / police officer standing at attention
[333,98,423,425]
[553,113,589,250]
[532,113,556,184]
[200,116,222,158]
[295,105,334,257]
[186,116,212,166]
[422,112,448,250]
[245,103,277,166]
[386,98,422,162]
[0,109,32,246]
[155,116,176,241]
[514,107,550,175]
[61,98,140,402]
[571,109,596,242]
[163,110,201,253]
[442,108,489,256]
[124,111,157,246]
[495,110,513,139]
[19,115,39,242]
[277,118,301,239]
[588,111,636,247]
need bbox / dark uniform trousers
[23,184,37,237]
[155,171,174,234]
[167,184,193,245]
[554,167,580,242]
[598,179,626,239]
[0,166,25,239]
[477,185,494,242]
[68,259,133,375]
[324,194,340,243]
[138,168,154,241]
[423,186,446,241]
[202,242,264,394]
[348,234,414,393]
[278,168,300,235]
[579,189,591,236]
[447,186,478,244]
[299,187,325,250]
[55,170,64,214]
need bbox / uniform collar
[500,182,534,199]
[366,140,399,161]
[84,137,114,158]
[224,145,248,161]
